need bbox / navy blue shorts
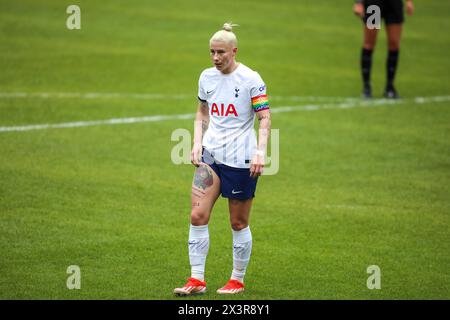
[201,148,258,200]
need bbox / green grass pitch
[0,0,449,299]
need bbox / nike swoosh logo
[231,190,243,194]
[207,90,214,94]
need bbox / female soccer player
[353,0,414,98]
[174,23,271,296]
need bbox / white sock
[231,226,252,283]
[188,224,209,282]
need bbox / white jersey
[198,63,269,168]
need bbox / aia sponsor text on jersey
[210,103,238,117]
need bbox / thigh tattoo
[192,165,214,198]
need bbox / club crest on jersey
[211,103,238,117]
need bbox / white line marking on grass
[0,96,449,133]
[1,92,450,104]
[0,113,195,132]
[0,92,192,100]
[0,92,375,103]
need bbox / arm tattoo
[199,101,209,134]
[200,101,209,111]
[258,114,271,121]
[202,120,208,134]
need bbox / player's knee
[388,41,400,51]
[231,219,248,231]
[363,42,376,50]
[363,33,377,50]
[190,209,209,225]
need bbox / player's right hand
[353,3,364,18]
[191,142,202,167]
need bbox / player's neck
[221,61,240,75]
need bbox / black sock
[386,50,399,90]
[361,48,373,88]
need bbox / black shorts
[363,0,404,25]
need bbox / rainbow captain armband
[251,94,270,112]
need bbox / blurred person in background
[353,0,415,98]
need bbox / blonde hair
[209,22,239,47]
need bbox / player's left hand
[250,154,264,178]
[406,1,414,16]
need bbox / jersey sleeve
[250,72,269,112]
[198,72,207,102]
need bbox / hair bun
[223,22,239,32]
